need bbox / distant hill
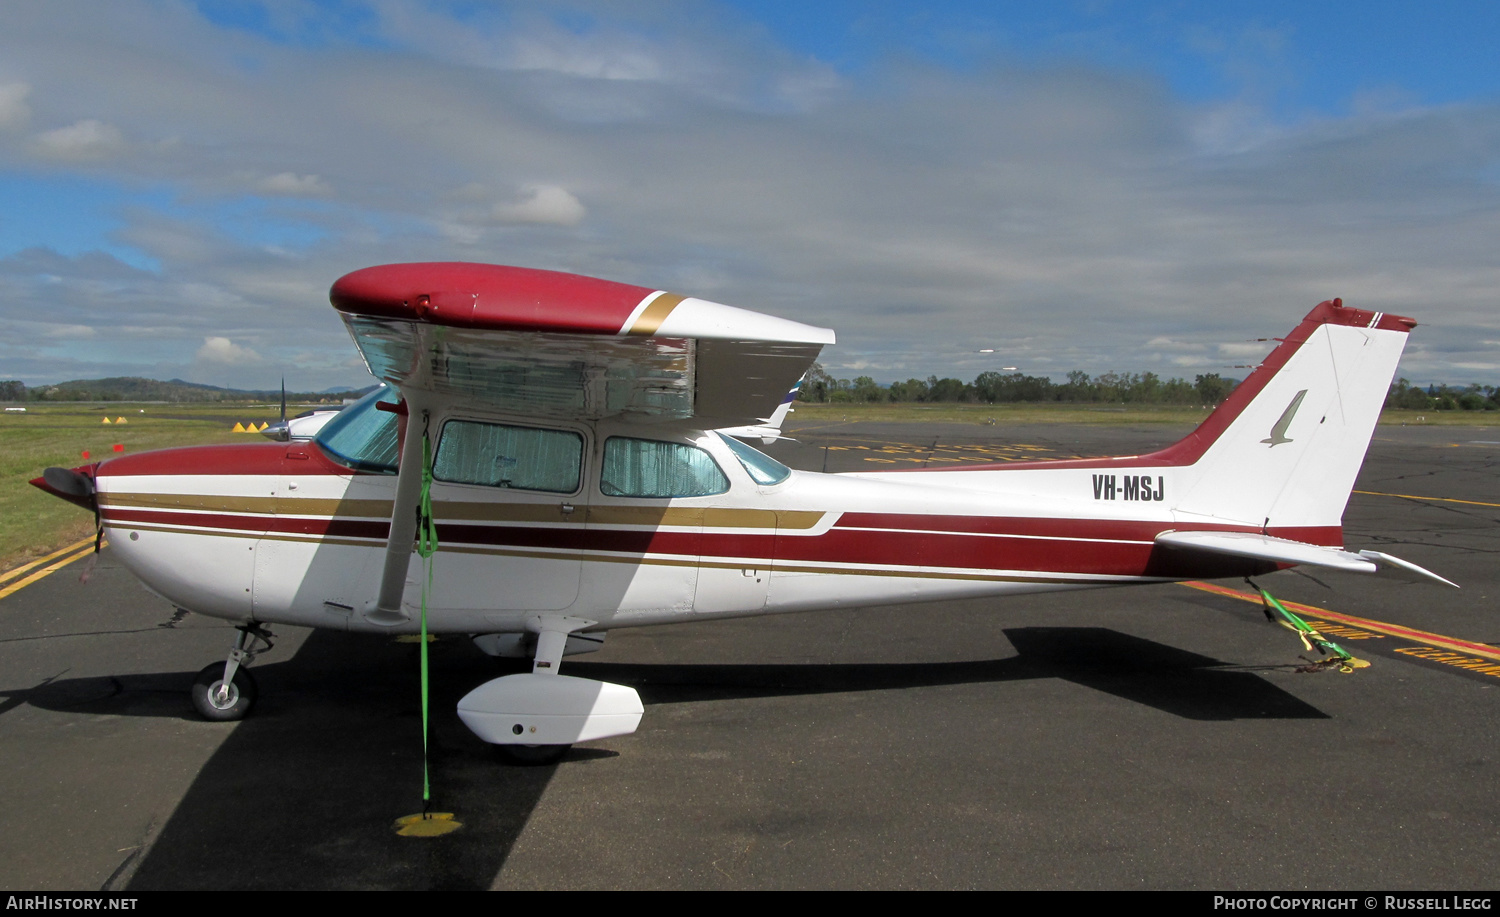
[1,377,377,403]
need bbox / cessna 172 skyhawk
[33,262,1454,763]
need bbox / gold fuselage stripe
[99,492,825,530]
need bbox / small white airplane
[260,406,343,442]
[260,379,350,442]
[34,262,1454,764]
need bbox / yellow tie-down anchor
[1254,583,1370,674]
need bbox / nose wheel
[191,623,274,722]
[192,663,257,721]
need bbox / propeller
[32,466,98,515]
[41,466,95,502]
[33,466,104,561]
[262,377,292,442]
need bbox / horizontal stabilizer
[1156,530,1377,573]
[1157,531,1459,587]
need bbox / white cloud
[255,172,332,196]
[44,324,96,339]
[195,336,262,365]
[492,184,586,226]
[1217,342,1276,359]
[33,119,126,161]
[507,32,667,82]
[1144,337,1205,352]
[0,82,30,129]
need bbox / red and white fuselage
[83,296,1414,636]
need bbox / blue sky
[731,2,1500,109]
[2,1,1498,390]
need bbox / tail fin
[717,377,802,444]
[1163,299,1414,535]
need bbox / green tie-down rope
[1253,583,1368,673]
[417,430,439,808]
[392,423,460,836]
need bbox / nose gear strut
[191,623,275,721]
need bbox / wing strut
[370,396,429,625]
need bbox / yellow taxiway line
[1353,489,1500,509]
[0,537,102,602]
[1181,580,1500,664]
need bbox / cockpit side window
[313,385,400,473]
[434,420,583,493]
[600,437,729,498]
[717,433,792,485]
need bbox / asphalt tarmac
[0,420,1495,890]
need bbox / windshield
[718,433,792,486]
[313,385,401,473]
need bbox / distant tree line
[797,365,1500,412]
[1385,379,1500,412]
[797,364,1239,406]
[0,377,370,403]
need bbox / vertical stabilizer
[1165,300,1414,536]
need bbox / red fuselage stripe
[101,506,1309,578]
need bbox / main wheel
[191,663,257,722]
[496,743,571,766]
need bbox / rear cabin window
[600,437,729,498]
[435,421,584,493]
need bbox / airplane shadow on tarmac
[18,626,1325,890]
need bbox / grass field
[2,400,1494,574]
[0,403,317,571]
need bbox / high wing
[331,262,834,427]
[329,262,835,622]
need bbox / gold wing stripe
[626,292,686,335]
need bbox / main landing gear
[191,623,275,722]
